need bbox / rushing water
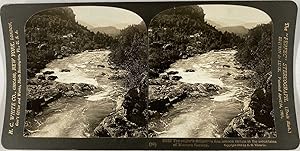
[28,50,126,138]
[29,49,254,138]
[150,49,254,138]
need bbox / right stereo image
[147,4,275,138]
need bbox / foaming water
[42,68,98,86]
[153,50,254,138]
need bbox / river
[28,50,127,138]
[28,49,254,138]
[150,49,254,138]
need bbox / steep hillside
[26,7,116,77]
[235,23,272,87]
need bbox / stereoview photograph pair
[1,1,299,150]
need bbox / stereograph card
[0,1,299,150]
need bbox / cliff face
[223,73,276,138]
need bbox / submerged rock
[60,69,70,72]
[185,69,195,72]
[171,75,182,81]
[223,65,230,68]
[47,75,58,80]
[43,71,54,75]
[97,64,105,68]
[167,71,179,75]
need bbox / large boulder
[26,78,96,115]
[148,80,220,113]
[171,75,182,81]
[93,110,147,138]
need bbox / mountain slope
[91,26,121,37]
[219,26,249,36]
[77,20,94,29]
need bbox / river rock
[167,71,179,75]
[149,81,220,113]
[60,69,70,72]
[47,75,58,80]
[43,71,54,75]
[223,65,230,68]
[122,75,148,126]
[203,83,221,92]
[93,110,148,138]
[185,69,195,72]
[160,74,170,80]
[27,78,96,115]
[149,79,178,86]
[148,97,171,113]
[97,64,105,68]
[36,73,46,80]
[171,75,182,81]
[56,55,63,59]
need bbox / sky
[70,6,143,29]
[201,5,272,28]
[70,5,271,29]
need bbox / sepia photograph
[147,5,275,138]
[25,6,148,138]
[24,4,275,139]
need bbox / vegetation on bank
[26,7,116,77]
[108,23,148,88]
[235,23,273,87]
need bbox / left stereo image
[24,6,148,138]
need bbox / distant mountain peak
[91,26,121,37]
[219,26,249,36]
[77,20,94,29]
